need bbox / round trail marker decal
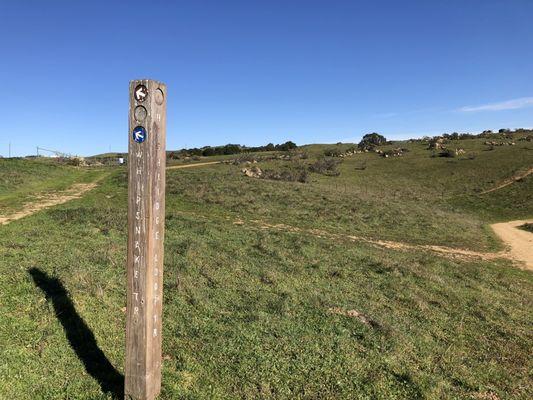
[134,85,148,102]
[133,126,147,143]
[134,105,147,122]
[155,88,164,105]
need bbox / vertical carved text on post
[125,79,167,400]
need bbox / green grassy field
[0,136,531,399]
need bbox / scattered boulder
[483,141,515,146]
[428,137,447,150]
[381,148,407,158]
[241,166,262,178]
[324,147,362,158]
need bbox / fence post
[125,79,167,400]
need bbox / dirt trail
[480,167,533,194]
[0,160,217,226]
[173,210,525,266]
[242,218,533,268]
[490,220,533,269]
[0,181,100,226]
[167,161,221,170]
[238,219,509,263]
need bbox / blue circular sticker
[132,126,147,143]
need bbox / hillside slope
[0,135,531,399]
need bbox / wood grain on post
[125,79,167,400]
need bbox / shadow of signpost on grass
[29,268,124,399]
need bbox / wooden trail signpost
[125,79,167,400]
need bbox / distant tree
[171,140,297,157]
[459,133,474,140]
[202,147,215,157]
[276,141,297,151]
[358,133,387,149]
[222,144,241,155]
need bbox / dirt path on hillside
[167,161,221,170]
[230,216,532,268]
[0,181,100,226]
[235,219,510,264]
[0,160,217,226]
[480,167,533,194]
[490,220,533,269]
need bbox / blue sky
[1,1,532,156]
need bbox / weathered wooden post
[125,79,167,400]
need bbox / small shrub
[259,163,309,183]
[309,158,341,176]
[289,151,309,161]
[324,148,343,157]
[261,167,309,183]
[438,149,456,158]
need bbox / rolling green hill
[0,135,531,399]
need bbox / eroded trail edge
[480,167,533,194]
[0,181,100,226]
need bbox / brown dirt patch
[166,161,221,170]
[491,219,533,270]
[328,307,374,326]
[0,182,99,226]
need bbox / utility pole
[125,79,167,400]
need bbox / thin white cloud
[372,107,447,119]
[372,112,399,118]
[459,97,533,112]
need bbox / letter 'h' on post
[125,79,167,400]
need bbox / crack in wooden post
[125,79,167,400]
